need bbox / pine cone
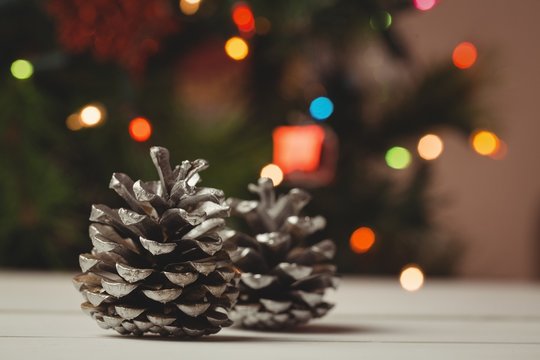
[73,147,239,337]
[222,178,338,330]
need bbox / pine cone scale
[163,271,198,286]
[115,263,153,283]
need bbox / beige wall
[398,0,540,279]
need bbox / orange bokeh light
[471,130,500,156]
[452,42,477,69]
[232,4,255,33]
[179,0,200,15]
[350,227,376,254]
[490,139,508,160]
[273,125,325,174]
[129,117,152,142]
[255,16,271,35]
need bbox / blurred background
[1,0,538,280]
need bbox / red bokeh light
[232,4,255,33]
[273,125,325,174]
[452,42,478,69]
[129,117,152,142]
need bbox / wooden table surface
[1,272,539,359]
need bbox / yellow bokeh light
[400,265,424,292]
[471,130,500,156]
[225,37,249,61]
[80,105,104,127]
[180,0,200,15]
[260,163,284,186]
[66,113,83,131]
[417,134,444,160]
[11,59,34,80]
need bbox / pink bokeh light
[414,0,437,11]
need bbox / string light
[400,265,425,292]
[385,147,412,170]
[417,134,444,160]
[369,12,392,31]
[452,42,477,69]
[79,104,104,127]
[129,117,152,142]
[232,3,255,33]
[309,97,334,121]
[66,113,83,131]
[350,227,376,254]
[225,36,249,61]
[413,0,437,11]
[471,130,500,156]
[179,0,200,15]
[260,163,284,186]
[11,59,33,80]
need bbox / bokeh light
[369,12,392,30]
[255,17,271,35]
[350,227,376,254]
[260,163,284,186]
[80,105,104,127]
[490,139,508,160]
[225,37,249,61]
[129,117,152,142]
[385,147,412,170]
[66,113,83,131]
[232,3,255,33]
[417,134,444,160]
[273,125,325,174]
[179,0,200,15]
[11,59,33,80]
[414,0,437,11]
[471,130,500,156]
[452,42,477,69]
[400,265,425,292]
[309,97,334,121]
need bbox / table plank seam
[1,335,540,346]
[3,309,540,323]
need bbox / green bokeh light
[385,146,411,170]
[11,59,34,80]
[369,11,392,31]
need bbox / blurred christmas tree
[0,0,488,274]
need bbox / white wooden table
[1,272,539,359]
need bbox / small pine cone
[222,178,338,330]
[73,147,239,337]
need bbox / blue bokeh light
[309,96,334,121]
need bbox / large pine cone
[222,178,338,330]
[73,147,239,337]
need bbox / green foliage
[0,0,481,273]
[0,80,83,267]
